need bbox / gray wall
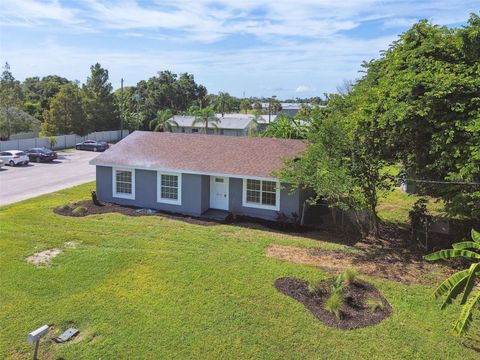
[228,177,302,221]
[96,166,206,216]
[0,130,129,151]
[96,166,304,221]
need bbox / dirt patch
[64,241,78,248]
[275,277,391,330]
[267,244,447,284]
[26,248,62,266]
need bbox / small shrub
[58,204,72,212]
[343,268,358,285]
[366,297,384,312]
[72,206,87,216]
[334,268,358,290]
[324,290,344,319]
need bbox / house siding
[96,166,205,216]
[96,166,305,221]
[228,177,302,221]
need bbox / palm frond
[433,269,470,299]
[424,249,480,261]
[472,229,480,244]
[453,287,480,336]
[460,263,480,304]
[149,118,157,131]
[452,242,480,251]
[440,273,470,309]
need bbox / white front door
[210,176,229,210]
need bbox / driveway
[0,150,99,206]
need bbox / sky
[0,1,478,99]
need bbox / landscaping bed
[275,277,392,330]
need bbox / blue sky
[0,1,478,98]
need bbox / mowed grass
[378,188,445,225]
[0,183,476,359]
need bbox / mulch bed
[275,277,392,330]
[53,200,218,226]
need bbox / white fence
[0,130,129,151]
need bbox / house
[1,110,41,140]
[168,113,276,136]
[90,131,309,221]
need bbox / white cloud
[295,85,311,93]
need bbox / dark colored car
[26,147,57,163]
[75,140,109,152]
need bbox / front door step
[201,209,231,222]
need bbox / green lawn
[378,188,445,225]
[0,182,476,359]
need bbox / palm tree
[192,106,218,133]
[424,228,480,336]
[269,98,282,114]
[240,99,252,114]
[247,110,262,136]
[215,92,232,116]
[149,109,177,132]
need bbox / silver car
[0,150,30,166]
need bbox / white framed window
[157,172,182,205]
[242,179,280,211]
[112,167,135,200]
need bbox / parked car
[0,150,29,166]
[26,147,58,163]
[75,140,109,152]
[0,159,3,169]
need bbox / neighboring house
[1,110,41,140]
[260,103,324,117]
[90,131,309,221]
[169,113,276,136]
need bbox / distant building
[169,113,277,136]
[260,103,322,117]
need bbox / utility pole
[120,78,124,139]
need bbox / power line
[403,178,479,186]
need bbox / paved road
[0,150,99,206]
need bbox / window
[157,172,182,205]
[215,177,224,183]
[113,168,135,199]
[191,128,199,133]
[243,179,280,210]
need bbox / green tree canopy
[42,83,88,136]
[83,63,118,131]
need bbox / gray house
[90,131,308,221]
[169,114,276,136]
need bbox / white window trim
[112,167,135,200]
[242,179,280,211]
[157,171,182,205]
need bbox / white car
[0,150,30,166]
[0,159,3,168]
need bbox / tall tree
[240,99,252,114]
[214,92,234,116]
[192,106,218,133]
[83,63,118,131]
[42,83,88,136]
[149,109,177,132]
[0,62,28,140]
[269,98,282,114]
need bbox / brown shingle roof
[90,131,307,178]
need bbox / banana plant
[424,228,480,336]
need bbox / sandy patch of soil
[26,248,62,266]
[275,277,392,330]
[267,244,447,284]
